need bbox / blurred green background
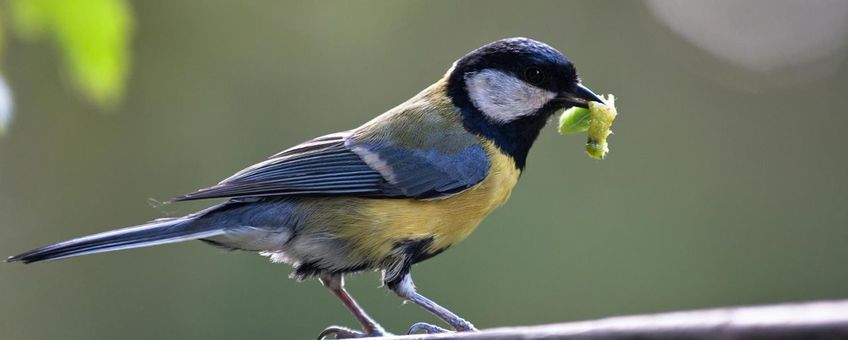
[2,1,847,339]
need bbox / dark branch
[377,299,848,339]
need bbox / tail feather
[6,217,226,264]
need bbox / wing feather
[175,108,491,201]
[174,133,390,201]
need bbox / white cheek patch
[465,69,557,123]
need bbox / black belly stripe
[384,237,449,287]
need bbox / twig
[377,299,848,339]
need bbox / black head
[446,37,602,170]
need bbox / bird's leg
[387,273,477,334]
[318,275,390,339]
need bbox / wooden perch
[376,299,848,339]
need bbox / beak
[556,83,604,109]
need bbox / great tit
[7,37,603,338]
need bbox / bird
[6,37,603,338]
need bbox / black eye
[524,67,544,85]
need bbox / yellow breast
[338,140,520,259]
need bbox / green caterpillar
[558,94,618,160]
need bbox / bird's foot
[407,321,477,334]
[317,325,390,339]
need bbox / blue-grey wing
[174,130,489,201]
[346,140,488,198]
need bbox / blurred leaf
[0,7,5,59]
[9,0,133,108]
[0,10,9,135]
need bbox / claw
[407,322,450,335]
[317,325,390,339]
[317,326,366,339]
